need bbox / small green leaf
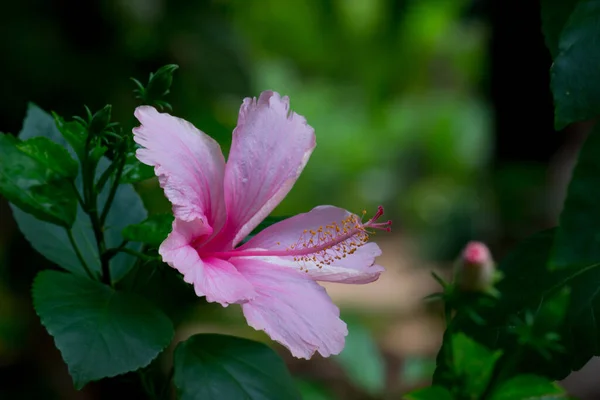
[122,213,174,247]
[551,125,600,269]
[53,114,86,161]
[551,1,600,129]
[0,133,77,227]
[403,386,453,400]
[489,375,565,400]
[33,270,174,389]
[120,152,155,184]
[540,0,579,58]
[173,334,300,400]
[452,333,502,398]
[334,318,385,395]
[16,136,78,179]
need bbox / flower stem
[100,151,126,225]
[66,228,95,280]
[82,130,111,285]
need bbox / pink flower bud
[455,241,495,292]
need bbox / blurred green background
[0,0,567,399]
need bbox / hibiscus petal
[160,218,255,306]
[221,91,316,247]
[133,106,226,231]
[240,205,385,284]
[233,258,347,359]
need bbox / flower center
[205,206,391,269]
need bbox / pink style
[133,91,390,359]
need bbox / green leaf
[11,104,147,280]
[334,318,385,395]
[551,1,600,129]
[403,386,453,400]
[0,133,77,227]
[120,152,155,184]
[15,136,78,179]
[540,0,579,58]
[32,270,174,389]
[551,125,600,269]
[489,375,565,400]
[173,334,300,400]
[53,115,86,161]
[451,333,502,398]
[122,213,174,247]
[117,260,197,325]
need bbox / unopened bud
[89,104,112,136]
[146,64,179,99]
[455,241,495,293]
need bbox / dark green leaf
[173,334,300,400]
[120,152,155,184]
[334,317,385,395]
[122,213,174,247]
[551,126,600,269]
[403,386,453,400]
[452,333,502,398]
[12,104,147,280]
[496,229,565,313]
[117,260,196,325]
[33,270,174,389]
[489,375,565,400]
[0,133,77,227]
[532,287,570,336]
[540,0,580,58]
[551,1,600,129]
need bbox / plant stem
[90,209,111,285]
[82,132,111,285]
[103,240,128,261]
[95,156,120,193]
[66,228,95,280]
[70,181,85,208]
[100,150,126,225]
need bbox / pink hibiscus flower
[133,91,390,359]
